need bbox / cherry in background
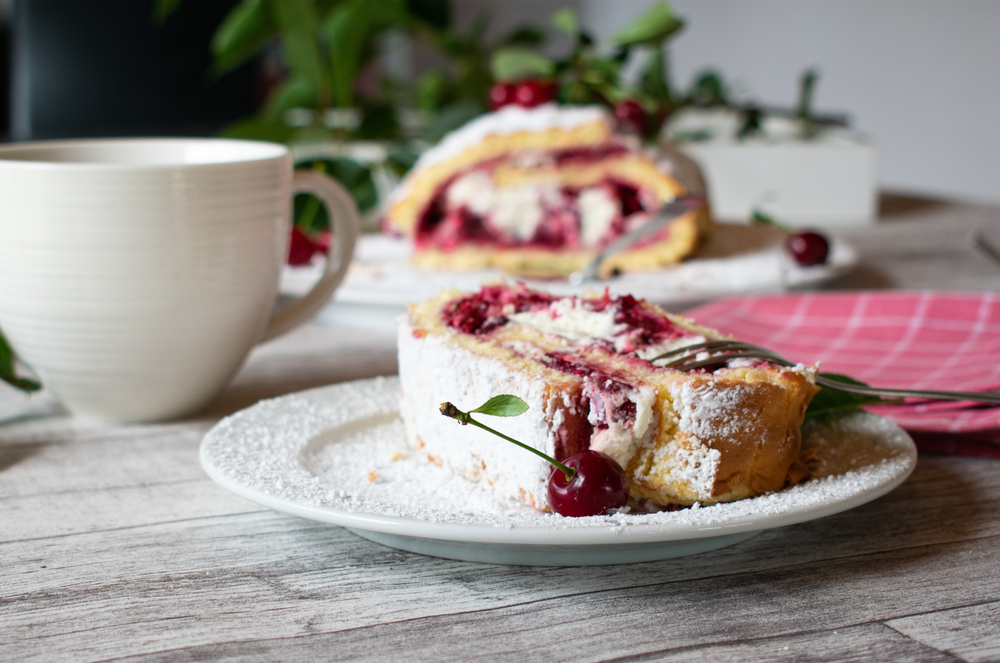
[613,99,648,134]
[787,231,830,266]
[488,78,557,111]
[287,227,330,266]
[488,82,518,111]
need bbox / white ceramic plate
[201,377,915,566]
[282,227,858,332]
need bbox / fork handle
[815,375,1000,406]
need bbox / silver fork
[651,339,1000,405]
[567,196,705,285]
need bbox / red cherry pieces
[786,231,830,266]
[488,82,517,111]
[613,99,647,134]
[488,78,557,111]
[547,450,630,517]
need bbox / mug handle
[262,170,360,341]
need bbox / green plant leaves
[0,332,41,393]
[471,395,529,418]
[613,2,684,47]
[424,101,486,142]
[210,0,275,78]
[273,0,327,102]
[805,373,892,420]
[551,8,578,38]
[688,70,728,107]
[491,47,555,82]
[639,44,672,104]
[406,0,451,30]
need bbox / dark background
[3,0,260,142]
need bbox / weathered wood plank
[887,600,1000,663]
[4,469,1000,662]
[19,533,990,663]
[115,624,962,663]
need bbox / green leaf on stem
[749,209,792,234]
[612,2,684,47]
[471,395,529,417]
[805,373,893,420]
[491,47,554,82]
[0,332,41,393]
[440,398,573,480]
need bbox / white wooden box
[667,109,878,228]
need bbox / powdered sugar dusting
[672,380,754,440]
[201,377,916,534]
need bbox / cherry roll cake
[384,104,711,278]
[398,283,819,512]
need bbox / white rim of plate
[200,376,916,548]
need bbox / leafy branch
[439,395,576,481]
[805,373,895,420]
[0,331,41,393]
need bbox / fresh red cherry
[547,450,630,517]
[287,226,321,266]
[613,99,647,134]
[488,82,518,110]
[514,79,557,108]
[787,230,830,266]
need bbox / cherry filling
[550,144,629,166]
[415,147,656,252]
[442,284,556,335]
[543,352,638,436]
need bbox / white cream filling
[446,170,562,242]
[446,170,494,216]
[588,384,657,469]
[578,186,618,246]
[509,297,626,342]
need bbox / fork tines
[651,340,793,371]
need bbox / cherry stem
[439,402,576,481]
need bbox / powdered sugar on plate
[200,377,916,538]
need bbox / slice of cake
[384,104,711,279]
[398,283,818,512]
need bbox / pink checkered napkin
[684,292,1000,457]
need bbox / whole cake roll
[398,283,818,512]
[384,104,710,278]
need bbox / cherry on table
[547,450,630,517]
[513,79,557,108]
[787,230,830,266]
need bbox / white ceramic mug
[0,138,359,422]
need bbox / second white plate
[283,226,857,332]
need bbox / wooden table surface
[3,195,1000,662]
